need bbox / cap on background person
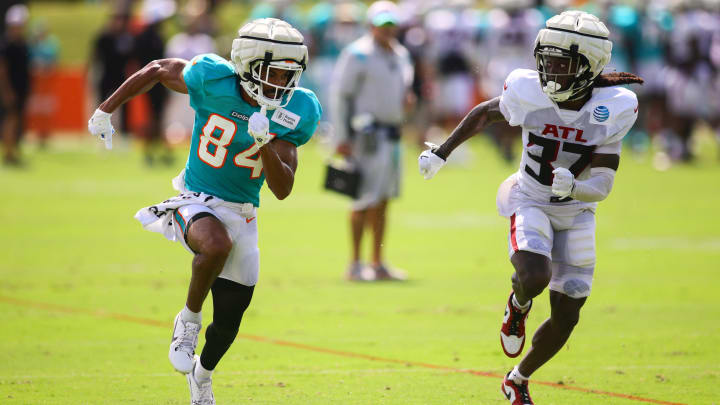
[367,1,400,27]
[6,3,29,27]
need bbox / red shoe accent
[500,292,532,358]
[501,372,534,405]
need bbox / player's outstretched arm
[88,59,188,149]
[418,97,506,179]
[434,96,506,160]
[98,58,188,113]
[259,139,298,200]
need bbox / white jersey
[498,69,638,206]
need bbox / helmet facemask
[242,58,304,109]
[535,45,594,102]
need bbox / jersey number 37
[197,114,271,179]
[525,132,595,186]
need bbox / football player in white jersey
[418,11,643,404]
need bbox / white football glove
[88,108,114,149]
[248,105,273,147]
[551,167,574,198]
[418,142,446,180]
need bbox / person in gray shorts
[330,1,414,281]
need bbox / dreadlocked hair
[594,72,644,87]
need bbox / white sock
[181,305,202,324]
[509,365,529,384]
[512,294,531,312]
[194,358,213,382]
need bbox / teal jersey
[182,54,322,206]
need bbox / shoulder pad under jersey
[499,69,553,127]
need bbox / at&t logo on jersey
[593,106,609,122]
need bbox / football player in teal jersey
[88,18,321,405]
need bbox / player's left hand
[88,108,114,150]
[418,142,446,180]
[551,167,574,198]
[248,105,273,147]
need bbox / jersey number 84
[198,114,272,179]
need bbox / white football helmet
[231,18,308,109]
[534,11,613,102]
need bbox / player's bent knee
[515,272,550,298]
[188,220,232,259]
[201,234,233,259]
[512,251,552,298]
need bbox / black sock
[199,277,254,370]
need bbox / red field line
[0,295,685,405]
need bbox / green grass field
[1,134,719,405]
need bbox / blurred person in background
[28,19,59,149]
[660,0,719,164]
[631,0,673,154]
[302,1,365,145]
[90,10,134,137]
[396,0,433,147]
[304,1,365,122]
[478,0,544,163]
[423,0,481,140]
[710,0,720,157]
[419,11,643,404]
[164,0,217,144]
[0,3,30,167]
[330,0,414,281]
[88,18,321,405]
[248,0,304,27]
[134,0,176,166]
[537,0,573,21]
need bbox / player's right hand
[418,142,446,180]
[551,167,574,198]
[88,108,114,149]
[248,105,273,147]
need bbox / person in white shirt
[330,1,414,281]
[418,11,643,404]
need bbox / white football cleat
[169,312,201,374]
[500,292,531,358]
[502,372,534,404]
[187,355,216,405]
